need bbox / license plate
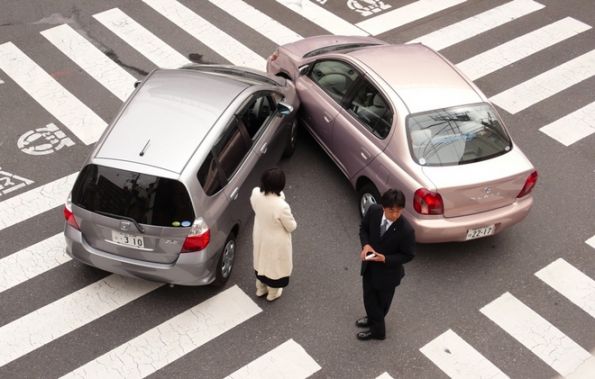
[111,231,144,248]
[466,225,495,240]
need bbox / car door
[331,79,393,178]
[297,59,360,151]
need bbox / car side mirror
[134,81,141,88]
[276,102,294,117]
[298,65,310,76]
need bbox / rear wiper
[96,210,145,233]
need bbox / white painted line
[376,373,395,379]
[210,0,302,46]
[62,285,261,378]
[587,235,595,249]
[41,24,137,102]
[539,101,595,146]
[0,167,34,196]
[480,292,591,376]
[143,0,266,70]
[0,275,161,367]
[0,233,70,293]
[276,0,367,36]
[535,258,595,319]
[408,0,544,51]
[563,354,595,379]
[223,339,321,379]
[0,172,78,233]
[457,17,591,81]
[0,42,106,145]
[420,329,509,379]
[357,0,467,36]
[490,49,595,114]
[94,8,190,69]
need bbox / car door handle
[323,115,331,123]
[260,142,268,154]
[230,187,239,200]
[360,149,370,160]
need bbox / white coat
[250,187,297,280]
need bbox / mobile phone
[365,253,376,260]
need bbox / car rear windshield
[71,164,195,227]
[407,103,512,166]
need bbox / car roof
[347,44,482,113]
[96,68,250,174]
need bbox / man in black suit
[356,189,415,340]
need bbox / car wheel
[358,183,380,217]
[282,118,298,159]
[212,234,236,287]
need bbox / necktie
[381,220,389,236]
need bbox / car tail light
[414,188,444,215]
[181,218,210,253]
[63,194,80,230]
[268,49,279,62]
[517,171,538,198]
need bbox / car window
[72,164,195,227]
[240,94,275,139]
[212,118,251,179]
[407,103,512,166]
[309,60,360,103]
[347,82,393,139]
[197,151,225,196]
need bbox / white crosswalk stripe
[94,8,191,69]
[457,17,591,81]
[480,292,591,377]
[375,373,395,379]
[490,49,595,114]
[0,275,162,367]
[223,339,320,379]
[61,285,261,379]
[587,235,595,249]
[409,0,545,50]
[420,329,509,379]
[539,101,595,146]
[41,24,138,101]
[535,258,595,319]
[0,42,107,145]
[143,0,266,70]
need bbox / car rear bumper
[409,196,534,243]
[64,226,219,286]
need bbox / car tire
[212,233,236,287]
[281,118,298,159]
[358,183,380,218]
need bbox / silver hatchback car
[64,65,299,286]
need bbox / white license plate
[111,231,144,248]
[466,225,495,240]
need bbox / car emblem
[484,186,492,194]
[120,221,131,231]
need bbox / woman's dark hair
[381,189,405,209]
[260,168,285,196]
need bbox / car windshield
[407,103,512,166]
[71,164,195,227]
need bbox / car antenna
[139,139,151,156]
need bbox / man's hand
[360,244,376,261]
[367,252,386,263]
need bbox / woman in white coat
[250,168,297,301]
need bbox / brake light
[414,188,444,215]
[517,171,538,198]
[181,218,210,253]
[269,49,279,62]
[63,194,80,230]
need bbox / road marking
[210,0,303,46]
[457,17,591,81]
[223,339,321,379]
[0,172,78,233]
[0,233,70,294]
[356,0,467,36]
[490,49,595,114]
[143,0,266,70]
[41,24,137,102]
[539,101,595,146]
[587,235,595,249]
[94,8,190,69]
[62,285,261,378]
[0,275,162,367]
[0,168,34,196]
[408,0,544,51]
[18,123,75,155]
[480,292,591,376]
[0,42,106,145]
[376,373,395,379]
[420,329,509,379]
[535,258,595,319]
[275,0,367,36]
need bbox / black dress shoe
[356,330,385,341]
[355,317,369,328]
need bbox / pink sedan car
[267,35,538,243]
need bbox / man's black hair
[380,189,405,208]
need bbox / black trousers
[363,277,396,338]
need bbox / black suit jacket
[360,204,415,289]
